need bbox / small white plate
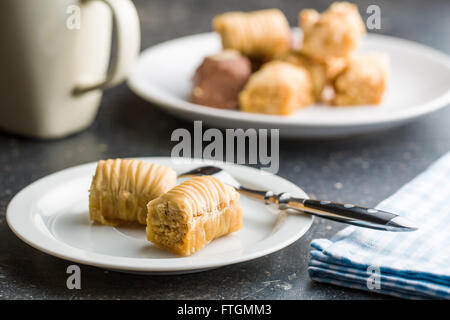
[128,31,450,138]
[6,158,312,274]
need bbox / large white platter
[7,158,313,274]
[128,31,450,138]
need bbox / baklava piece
[89,159,177,226]
[278,51,347,101]
[146,176,242,256]
[239,61,313,115]
[213,9,291,61]
[299,2,366,61]
[333,54,389,106]
[191,50,251,110]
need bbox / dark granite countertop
[0,0,449,299]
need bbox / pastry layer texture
[333,53,388,106]
[239,61,313,115]
[213,9,291,61]
[299,2,366,61]
[147,175,242,256]
[89,159,177,225]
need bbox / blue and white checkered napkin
[308,152,450,299]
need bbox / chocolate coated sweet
[191,50,251,110]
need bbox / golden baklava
[299,2,366,61]
[146,176,242,256]
[278,51,347,101]
[239,61,313,115]
[89,159,177,226]
[333,53,388,106]
[213,9,291,61]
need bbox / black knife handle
[302,199,396,224]
[263,192,417,231]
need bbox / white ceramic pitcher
[0,0,140,138]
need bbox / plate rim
[6,157,313,273]
[127,31,450,128]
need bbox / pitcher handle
[74,0,140,94]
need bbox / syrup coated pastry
[89,159,177,226]
[299,2,366,61]
[333,53,388,106]
[146,176,242,256]
[239,61,313,115]
[213,9,291,61]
